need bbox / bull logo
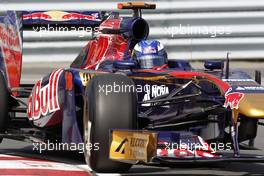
[27,68,63,120]
[223,88,244,110]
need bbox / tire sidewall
[84,74,137,173]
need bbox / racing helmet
[132,40,168,69]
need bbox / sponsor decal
[130,137,147,148]
[62,12,100,21]
[0,20,22,90]
[143,46,156,54]
[23,13,52,20]
[223,88,244,110]
[79,72,95,86]
[115,138,128,154]
[99,18,121,30]
[157,136,222,159]
[27,69,63,120]
[236,86,245,91]
[143,85,169,106]
[23,11,100,22]
[0,24,20,51]
[236,86,264,91]
[157,148,217,158]
[114,137,147,157]
[110,130,156,162]
[222,79,255,82]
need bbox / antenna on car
[117,2,156,17]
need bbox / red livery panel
[0,18,22,92]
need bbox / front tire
[83,74,137,173]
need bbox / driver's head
[132,40,168,69]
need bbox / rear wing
[0,10,107,92]
[22,11,103,28]
[22,11,105,40]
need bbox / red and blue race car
[0,2,264,173]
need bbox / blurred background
[2,0,264,63]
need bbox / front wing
[109,130,264,165]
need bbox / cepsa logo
[27,69,63,120]
[223,88,244,110]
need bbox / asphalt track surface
[0,61,264,175]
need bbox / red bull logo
[223,88,244,110]
[62,12,99,21]
[23,11,100,21]
[27,68,63,120]
[0,24,20,50]
[143,46,157,54]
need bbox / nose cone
[239,94,264,118]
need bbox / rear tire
[0,73,9,143]
[83,74,137,173]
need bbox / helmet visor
[138,55,166,69]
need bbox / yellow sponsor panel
[110,130,157,163]
[79,72,95,86]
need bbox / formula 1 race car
[1,2,264,173]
